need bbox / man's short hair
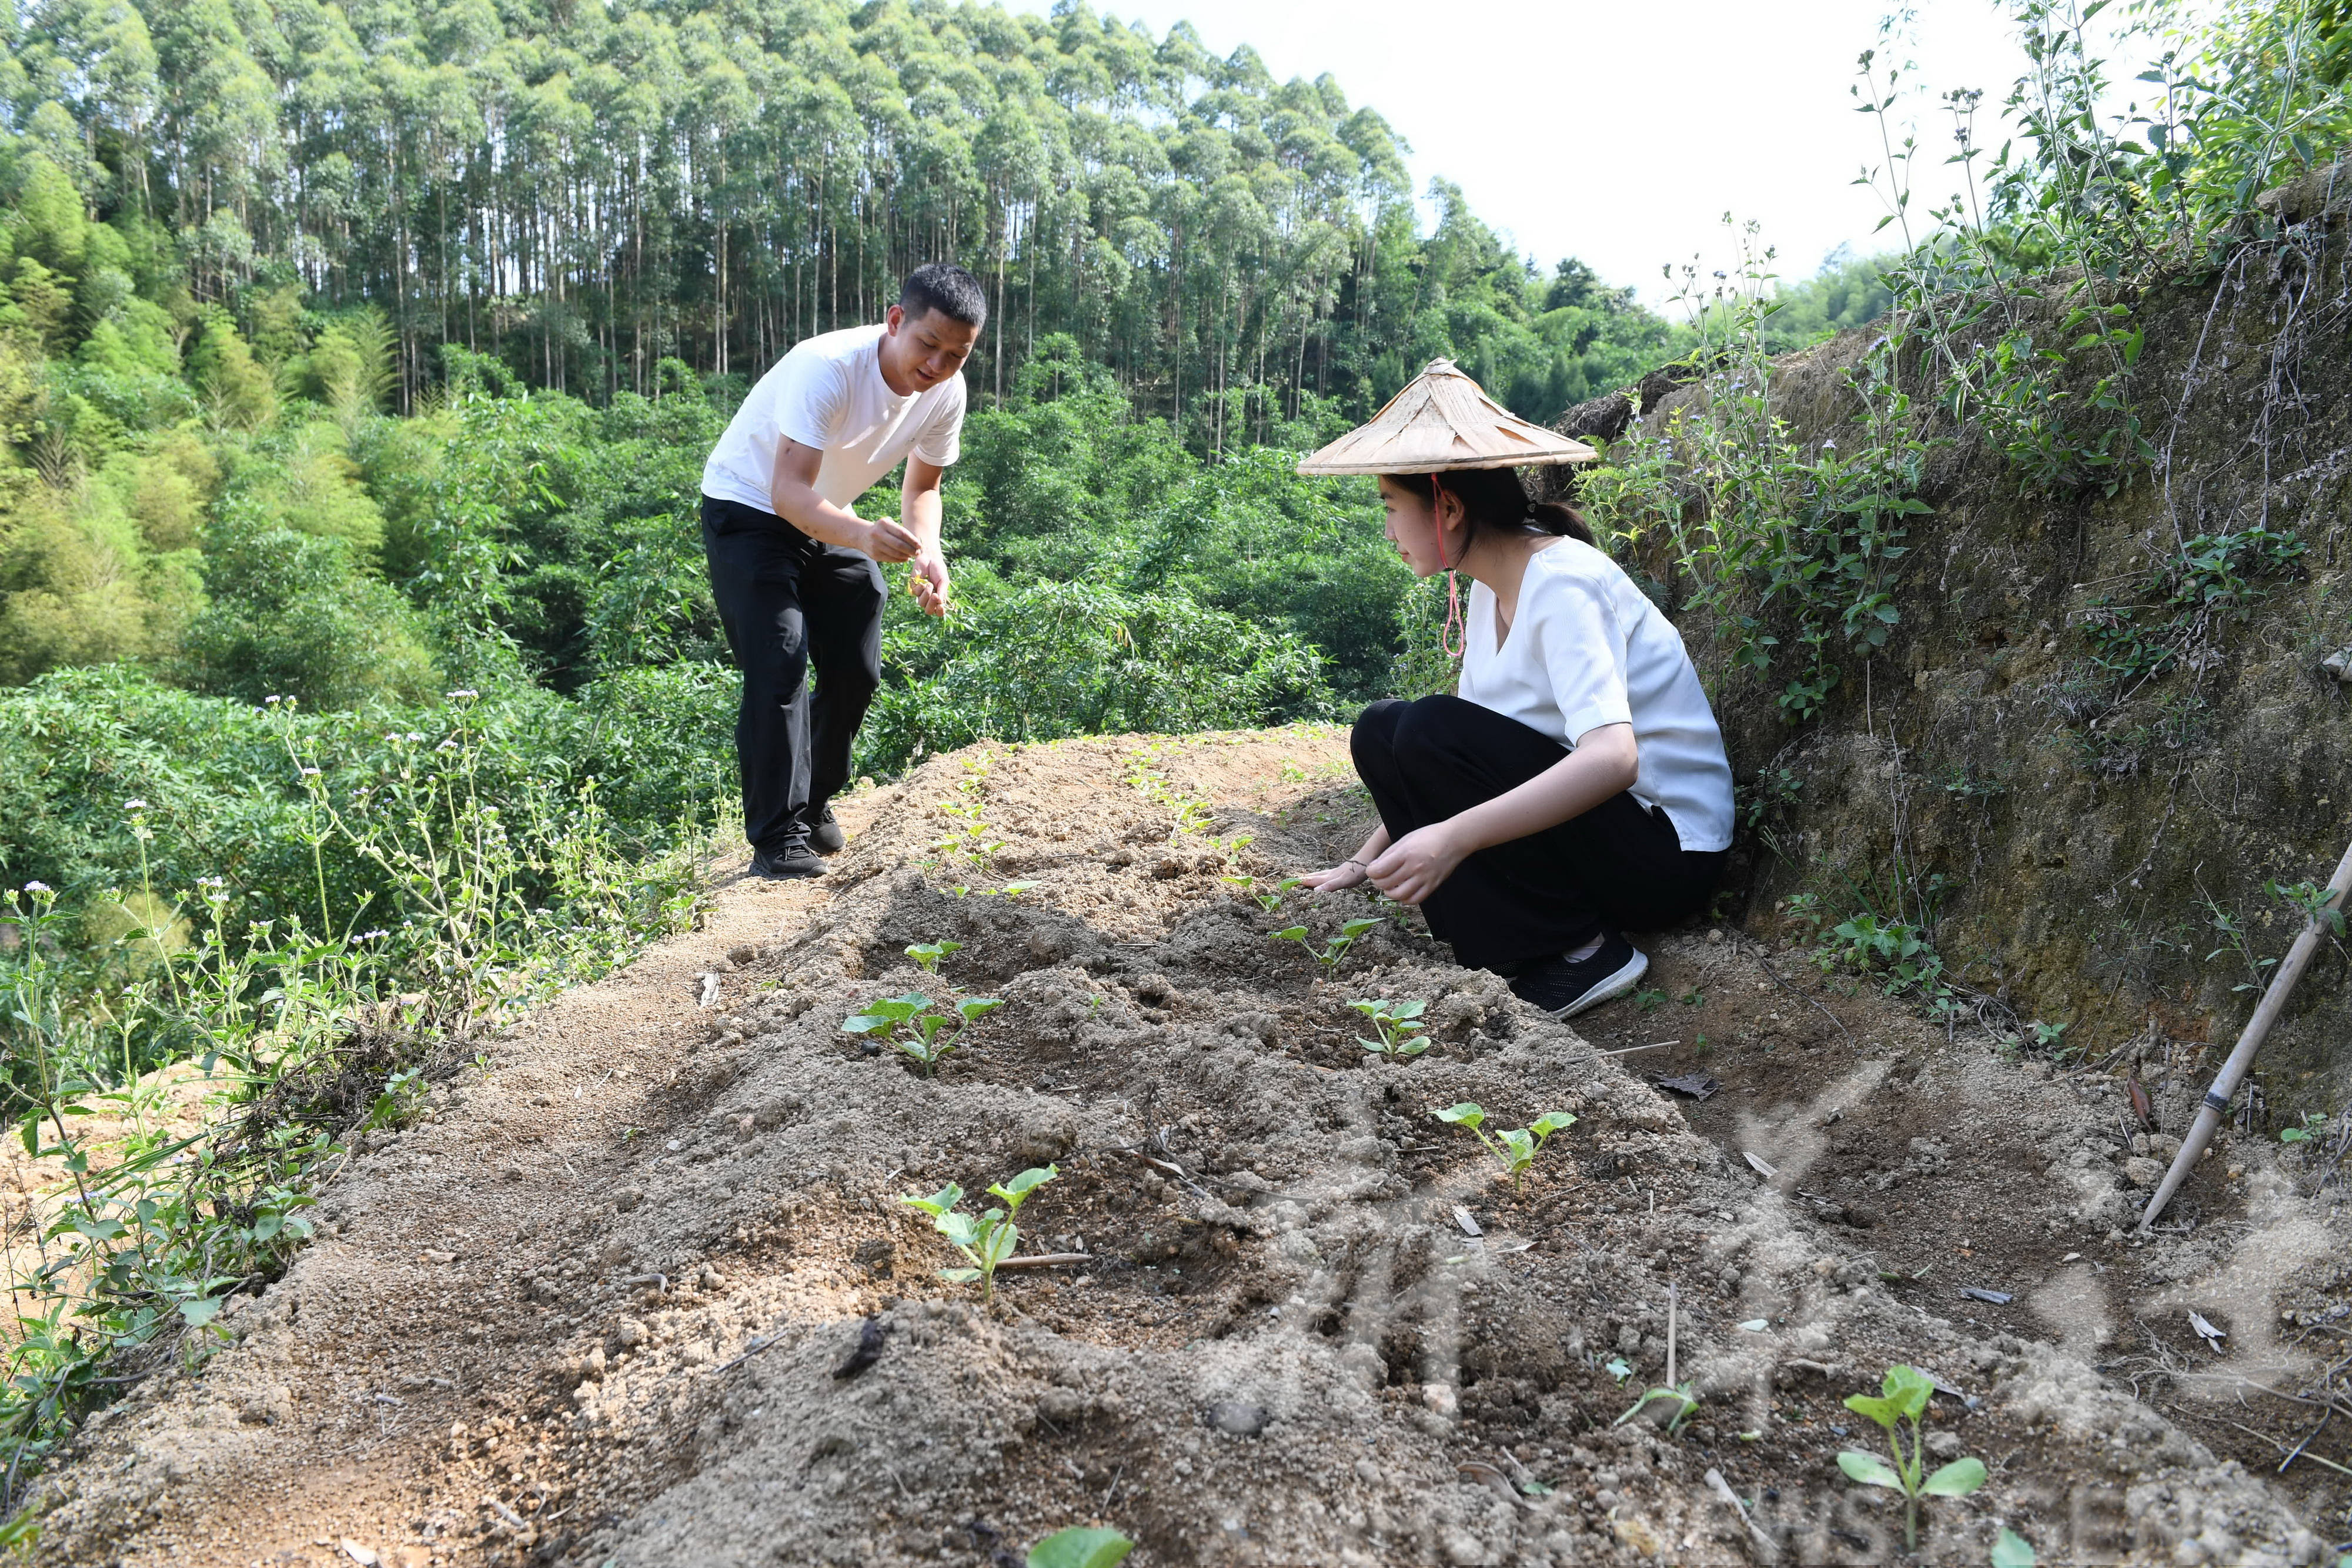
[900,263,988,329]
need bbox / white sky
[1011,0,2154,303]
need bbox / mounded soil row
[31,729,2347,1566]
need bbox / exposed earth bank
[29,731,2350,1566]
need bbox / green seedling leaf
[1922,1456,1987,1496]
[1844,1392,1900,1430]
[956,997,1004,1023]
[841,1014,894,1037]
[1529,1111,1577,1138]
[906,940,963,971]
[1991,1526,2038,1568]
[1605,1356,1633,1383]
[989,1165,1060,1211]
[900,1183,963,1219]
[1838,1450,1903,1488]
[1433,1103,1485,1129]
[1027,1525,1135,1568]
[1272,926,1308,942]
[1880,1364,1933,1420]
[1339,918,1382,940]
[940,1266,981,1284]
[1499,1128,1535,1170]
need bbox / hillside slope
[26,732,2340,1566]
[1567,162,2352,1103]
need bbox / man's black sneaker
[750,840,825,880]
[808,803,846,855]
[1508,934,1649,1018]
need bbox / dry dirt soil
[27,728,2352,1567]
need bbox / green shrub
[176,517,439,710]
[858,580,1334,774]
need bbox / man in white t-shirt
[700,263,984,878]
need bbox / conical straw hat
[1295,357,1598,476]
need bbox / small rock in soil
[1206,1400,1271,1436]
[1653,1073,1719,1101]
[831,1315,888,1380]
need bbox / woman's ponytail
[1528,499,1595,546]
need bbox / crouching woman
[1296,359,1733,1017]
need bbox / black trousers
[701,495,886,852]
[1352,696,1726,972]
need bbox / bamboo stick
[2138,832,2352,1233]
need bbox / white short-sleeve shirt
[701,323,966,514]
[1457,538,1735,853]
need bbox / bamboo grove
[0,0,1682,437]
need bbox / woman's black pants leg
[1351,695,1725,974]
[702,496,886,854]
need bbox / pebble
[1442,1531,1488,1565]
[1206,1400,1271,1436]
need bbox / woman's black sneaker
[808,803,846,855]
[750,839,824,880]
[1508,934,1649,1018]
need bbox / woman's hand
[1299,825,1390,892]
[1297,860,1369,892]
[1364,823,1470,906]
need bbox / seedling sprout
[1431,1103,1576,1192]
[1835,1364,1987,1549]
[906,940,961,972]
[842,993,1003,1076]
[1230,874,1304,913]
[1615,1378,1699,1434]
[1350,997,1429,1057]
[1272,917,1383,971]
[900,1165,1058,1304]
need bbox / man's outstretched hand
[910,550,951,616]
